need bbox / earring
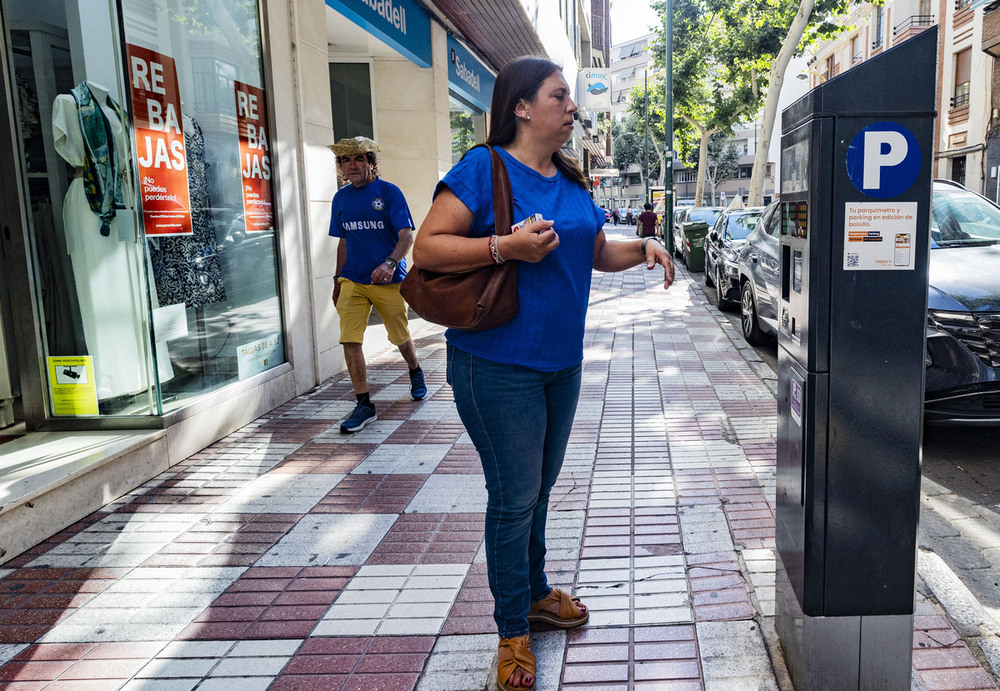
[526,113,531,120]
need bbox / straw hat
[328,136,380,156]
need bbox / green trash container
[680,220,710,272]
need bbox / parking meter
[775,27,937,689]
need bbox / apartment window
[919,0,932,15]
[953,48,971,107]
[851,35,863,63]
[825,55,835,80]
[956,0,972,10]
[874,5,885,48]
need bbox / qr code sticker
[846,254,859,267]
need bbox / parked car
[672,206,724,264]
[734,200,782,345]
[704,206,764,310]
[733,180,1000,424]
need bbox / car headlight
[927,309,998,367]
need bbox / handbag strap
[484,145,514,236]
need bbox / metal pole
[663,0,674,250]
[644,69,650,206]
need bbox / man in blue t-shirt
[328,136,426,432]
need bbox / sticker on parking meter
[844,202,918,270]
[845,122,921,198]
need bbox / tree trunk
[747,0,816,206]
[684,116,720,207]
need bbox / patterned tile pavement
[0,231,995,689]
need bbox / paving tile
[178,566,354,641]
[255,514,397,567]
[367,513,484,566]
[314,564,468,636]
[39,567,245,643]
[312,474,428,514]
[405,475,488,513]
[210,473,345,514]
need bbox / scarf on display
[71,82,126,237]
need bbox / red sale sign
[235,81,275,233]
[126,44,192,236]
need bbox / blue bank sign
[327,0,432,67]
[447,36,495,112]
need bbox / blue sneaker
[410,369,427,400]
[340,401,377,433]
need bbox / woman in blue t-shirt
[414,56,675,691]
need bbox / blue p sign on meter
[845,122,921,199]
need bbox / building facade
[804,0,990,193]
[0,0,606,564]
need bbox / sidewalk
[0,228,994,690]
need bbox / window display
[5,0,284,417]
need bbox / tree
[648,0,759,207]
[705,0,851,204]
[647,0,851,206]
[612,116,661,203]
[692,132,742,204]
[625,79,667,188]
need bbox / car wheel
[741,281,768,345]
[715,267,731,311]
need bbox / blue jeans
[447,344,582,638]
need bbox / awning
[581,137,608,167]
[430,0,548,69]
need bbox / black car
[734,180,1000,424]
[925,180,1000,424]
[704,206,764,310]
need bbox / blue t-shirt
[436,147,605,371]
[329,178,414,284]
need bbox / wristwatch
[384,257,399,270]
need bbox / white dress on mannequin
[52,81,172,403]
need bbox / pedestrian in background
[328,136,427,433]
[413,56,675,691]
[637,202,658,237]
[625,205,634,225]
[611,206,620,225]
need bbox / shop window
[329,62,374,140]
[449,95,485,165]
[6,0,283,417]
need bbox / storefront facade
[0,0,512,564]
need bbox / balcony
[984,3,1000,56]
[893,14,935,42]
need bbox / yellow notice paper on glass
[47,356,99,416]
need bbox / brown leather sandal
[527,587,589,628]
[497,634,535,691]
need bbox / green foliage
[450,110,476,163]
[612,115,661,181]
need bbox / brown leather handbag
[400,145,518,331]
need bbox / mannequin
[52,81,173,405]
[148,114,227,308]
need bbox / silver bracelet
[489,234,505,264]
[640,236,660,255]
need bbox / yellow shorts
[336,278,411,345]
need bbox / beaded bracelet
[489,234,505,264]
